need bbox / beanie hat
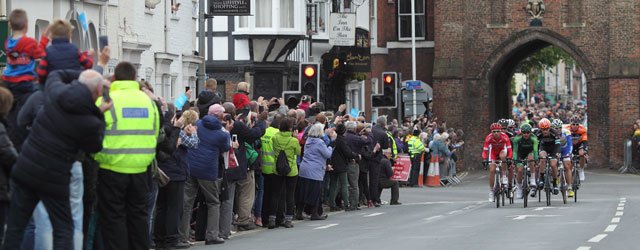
[335,123,346,135]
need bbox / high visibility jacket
[260,127,279,175]
[94,80,159,174]
[407,136,425,158]
[386,131,398,159]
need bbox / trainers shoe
[530,189,537,198]
[502,176,508,185]
[568,189,575,197]
[579,168,585,181]
[489,191,495,202]
[552,186,559,195]
[516,186,523,199]
[205,238,225,245]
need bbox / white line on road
[616,211,624,216]
[424,215,443,221]
[617,207,624,211]
[448,210,462,215]
[313,224,338,229]
[611,217,621,223]
[364,212,385,217]
[576,247,591,250]
[618,203,625,207]
[588,234,607,243]
[604,225,617,232]
[620,197,626,200]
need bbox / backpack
[245,142,258,166]
[275,140,291,176]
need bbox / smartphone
[232,134,238,142]
[99,35,108,51]
[185,86,190,92]
[102,86,110,102]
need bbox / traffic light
[372,72,398,108]
[299,62,320,101]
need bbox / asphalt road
[190,169,640,250]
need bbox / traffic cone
[426,154,441,187]
[417,153,424,187]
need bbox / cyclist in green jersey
[512,123,539,199]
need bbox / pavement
[188,169,640,250]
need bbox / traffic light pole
[411,0,417,121]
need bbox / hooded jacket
[188,115,230,181]
[0,119,18,201]
[11,70,105,198]
[298,137,332,181]
[227,120,266,181]
[329,134,358,174]
[272,131,301,177]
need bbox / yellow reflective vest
[261,126,279,175]
[386,131,398,159]
[94,80,159,174]
[407,136,425,158]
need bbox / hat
[335,123,346,135]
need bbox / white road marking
[511,214,560,220]
[588,234,607,243]
[620,197,626,201]
[576,247,591,250]
[611,217,621,223]
[617,207,624,211]
[313,223,338,229]
[424,215,443,221]
[364,212,384,217]
[604,225,617,232]
[448,210,462,215]
[616,211,624,216]
[618,203,625,207]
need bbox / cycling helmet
[520,123,532,133]
[551,119,563,129]
[490,122,502,131]
[570,116,581,124]
[498,119,509,128]
[507,119,516,128]
[538,118,551,129]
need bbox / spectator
[297,95,311,112]
[0,87,18,244]
[94,62,159,250]
[4,69,109,250]
[268,117,301,229]
[260,114,284,227]
[36,19,93,84]
[328,123,357,211]
[407,128,425,187]
[296,123,335,220]
[204,78,223,101]
[232,82,251,115]
[3,9,49,151]
[369,116,390,207]
[379,149,401,205]
[429,132,453,185]
[343,121,369,210]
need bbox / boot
[267,215,276,229]
[310,206,327,220]
[282,216,294,228]
[295,207,304,220]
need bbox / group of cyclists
[482,116,588,204]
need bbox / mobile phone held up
[99,35,108,51]
[232,134,238,142]
[102,85,110,102]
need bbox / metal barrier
[619,139,639,174]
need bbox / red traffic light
[383,74,393,84]
[304,66,316,78]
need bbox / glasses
[541,128,550,131]
[571,123,580,126]
[522,132,531,134]
[492,130,501,133]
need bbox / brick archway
[432,2,640,169]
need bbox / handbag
[152,159,171,187]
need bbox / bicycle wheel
[495,189,500,208]
[501,187,506,206]
[560,171,567,204]
[495,171,501,208]
[523,183,529,208]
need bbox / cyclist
[499,119,516,138]
[511,123,539,199]
[553,119,574,197]
[568,116,588,181]
[482,122,513,202]
[534,118,560,196]
[506,119,518,136]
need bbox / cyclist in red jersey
[482,122,513,202]
[569,116,588,181]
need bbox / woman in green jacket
[268,117,301,229]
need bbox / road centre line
[611,217,620,223]
[587,234,607,243]
[424,215,443,221]
[615,211,623,216]
[604,225,617,232]
[618,203,625,207]
[576,247,591,250]
[364,212,384,217]
[313,224,338,229]
[448,210,462,215]
[616,207,624,211]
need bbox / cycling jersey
[569,125,588,145]
[512,133,539,162]
[482,132,513,161]
[534,129,560,155]
[557,128,573,157]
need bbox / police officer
[94,62,160,250]
[407,128,425,186]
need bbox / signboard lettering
[209,0,251,16]
[329,13,356,46]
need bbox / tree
[515,46,575,97]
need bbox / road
[190,169,640,250]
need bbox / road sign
[402,89,430,102]
[404,80,423,90]
[404,101,426,116]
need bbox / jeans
[347,163,359,209]
[329,172,349,208]
[218,180,236,238]
[32,162,84,250]
[253,172,264,219]
[153,181,184,246]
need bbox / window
[398,0,425,40]
[256,0,272,27]
[280,0,294,28]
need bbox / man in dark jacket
[343,121,369,210]
[221,102,266,231]
[0,87,18,244]
[328,124,358,210]
[3,69,109,250]
[370,116,390,207]
[379,149,401,205]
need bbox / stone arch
[479,28,595,121]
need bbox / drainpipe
[164,0,169,52]
[99,1,107,35]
